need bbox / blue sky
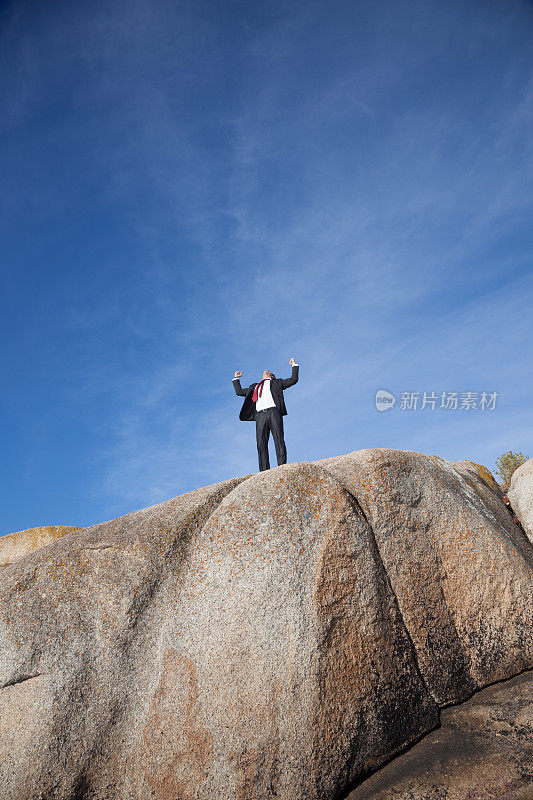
[1,0,532,534]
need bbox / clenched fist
[289,358,297,366]
[234,370,243,378]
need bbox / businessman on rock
[232,358,299,472]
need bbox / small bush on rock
[495,451,529,493]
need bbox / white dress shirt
[255,379,276,412]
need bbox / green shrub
[495,451,529,493]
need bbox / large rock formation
[0,525,82,567]
[0,449,531,800]
[508,457,533,545]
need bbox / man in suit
[232,357,299,472]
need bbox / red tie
[252,379,266,402]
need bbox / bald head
[262,370,275,380]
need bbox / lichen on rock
[0,449,531,800]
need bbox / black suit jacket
[232,365,299,421]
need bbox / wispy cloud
[88,1,533,516]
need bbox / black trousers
[255,407,287,471]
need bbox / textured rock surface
[0,525,82,567]
[346,668,533,800]
[508,458,533,545]
[315,451,533,705]
[0,449,531,800]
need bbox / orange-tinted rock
[0,525,82,567]
[0,450,531,800]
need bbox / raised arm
[280,358,299,390]
[232,370,250,397]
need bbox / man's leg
[270,407,287,466]
[256,410,270,471]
